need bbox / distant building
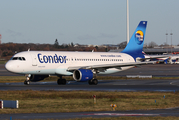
[109,48,179,55]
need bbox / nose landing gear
[24,76,30,85]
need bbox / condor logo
[38,53,67,63]
[135,30,144,45]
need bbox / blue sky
[0,0,178,45]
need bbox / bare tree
[148,41,158,48]
[54,39,59,48]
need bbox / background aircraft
[142,51,179,64]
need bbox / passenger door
[30,54,37,66]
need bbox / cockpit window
[11,57,26,61]
[12,57,18,60]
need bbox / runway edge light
[93,95,96,104]
[110,104,117,111]
[0,100,3,109]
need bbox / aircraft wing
[67,61,156,71]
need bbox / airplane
[5,21,155,85]
[141,51,179,64]
[141,51,170,64]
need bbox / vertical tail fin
[121,21,147,55]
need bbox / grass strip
[25,116,179,120]
[0,76,179,83]
[0,60,7,64]
[0,90,179,114]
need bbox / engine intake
[73,69,93,82]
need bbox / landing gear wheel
[88,79,93,85]
[61,79,66,85]
[24,80,30,85]
[92,79,98,85]
[88,79,98,85]
[57,79,66,85]
[24,76,30,85]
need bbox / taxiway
[0,79,179,92]
[1,108,179,119]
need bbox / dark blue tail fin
[121,21,147,55]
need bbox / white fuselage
[5,51,135,75]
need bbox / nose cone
[5,61,14,73]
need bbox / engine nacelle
[73,69,93,82]
[29,75,49,82]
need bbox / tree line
[0,39,174,60]
[0,39,109,60]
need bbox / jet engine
[73,69,93,82]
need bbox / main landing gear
[88,79,98,85]
[57,76,66,85]
[88,72,98,85]
[57,76,98,85]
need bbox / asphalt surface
[2,108,179,120]
[0,79,179,92]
